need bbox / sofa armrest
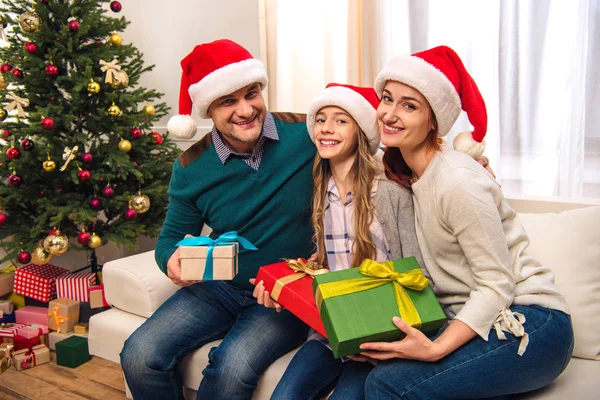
[103,250,181,318]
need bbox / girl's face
[314,106,359,162]
[377,81,434,151]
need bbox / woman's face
[377,81,434,151]
[313,106,359,162]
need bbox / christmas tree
[0,0,180,271]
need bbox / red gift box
[14,264,69,303]
[13,334,41,351]
[88,284,109,308]
[56,272,97,302]
[255,259,328,337]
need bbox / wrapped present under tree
[56,272,97,302]
[55,335,90,368]
[13,264,69,302]
[48,298,80,333]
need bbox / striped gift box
[56,272,97,302]
[0,323,26,343]
[13,264,69,303]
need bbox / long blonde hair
[312,126,382,267]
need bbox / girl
[253,83,423,399]
[359,46,573,399]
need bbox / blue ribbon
[176,231,258,280]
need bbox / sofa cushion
[517,206,600,360]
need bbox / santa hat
[167,39,268,139]
[307,83,381,155]
[374,46,487,158]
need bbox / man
[120,39,315,400]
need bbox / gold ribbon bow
[59,145,79,171]
[99,59,121,84]
[0,264,16,274]
[315,259,430,329]
[49,305,67,334]
[270,258,329,301]
[4,92,29,117]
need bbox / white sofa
[89,196,600,399]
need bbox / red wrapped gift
[88,284,109,308]
[255,259,328,337]
[13,332,41,351]
[56,272,97,302]
[13,264,69,303]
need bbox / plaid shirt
[211,113,279,171]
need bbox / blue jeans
[365,305,574,400]
[272,339,373,400]
[120,281,308,400]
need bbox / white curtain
[262,0,600,198]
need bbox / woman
[253,83,423,399]
[359,45,573,399]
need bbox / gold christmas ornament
[0,108,6,121]
[88,233,102,249]
[110,70,129,89]
[118,138,132,152]
[109,33,122,46]
[129,192,151,214]
[19,11,41,33]
[142,104,155,116]
[0,74,7,90]
[87,79,101,94]
[43,230,69,256]
[107,103,121,117]
[31,243,53,265]
[43,158,56,172]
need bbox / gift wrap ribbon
[20,350,36,369]
[315,259,430,329]
[270,258,329,301]
[48,301,80,334]
[176,231,257,280]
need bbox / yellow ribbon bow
[315,259,430,329]
[99,59,121,84]
[49,305,67,334]
[4,92,29,117]
[270,258,329,301]
[59,145,79,171]
[0,264,16,274]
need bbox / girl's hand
[359,317,445,362]
[249,278,283,312]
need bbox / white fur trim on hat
[188,58,268,119]
[167,115,197,140]
[374,56,461,137]
[307,86,380,155]
[453,131,486,158]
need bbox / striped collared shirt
[211,113,279,171]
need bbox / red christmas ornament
[77,231,91,245]
[49,228,58,235]
[81,152,93,163]
[8,174,22,187]
[24,42,38,54]
[89,198,103,210]
[17,251,32,264]
[110,1,122,12]
[0,212,7,226]
[124,208,137,221]
[151,132,163,145]
[68,20,80,32]
[45,64,59,76]
[101,186,115,198]
[6,147,20,159]
[41,117,55,130]
[0,64,11,74]
[77,169,91,182]
[20,139,35,151]
[11,68,23,78]
[2,129,10,137]
[130,127,143,139]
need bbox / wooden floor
[0,353,127,400]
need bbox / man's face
[207,83,267,152]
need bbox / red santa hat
[374,45,487,158]
[307,83,381,155]
[167,39,268,139]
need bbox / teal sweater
[155,112,316,290]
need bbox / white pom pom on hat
[167,39,268,140]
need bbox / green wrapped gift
[313,257,447,358]
[55,335,91,368]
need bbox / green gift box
[313,257,447,358]
[55,335,91,368]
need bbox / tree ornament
[129,192,151,214]
[0,108,7,121]
[107,103,121,117]
[0,74,7,90]
[89,197,103,210]
[87,79,100,94]
[109,33,122,46]
[88,233,102,249]
[19,11,41,33]
[24,42,37,54]
[6,147,20,159]
[43,155,56,172]
[110,1,122,12]
[17,250,31,264]
[142,104,155,116]
[2,129,10,137]
[20,138,34,151]
[0,64,11,74]
[0,14,7,29]
[8,171,21,187]
[81,152,93,163]
[48,228,58,235]
[31,243,52,265]
[67,19,79,32]
[77,169,91,182]
[124,208,137,221]
[110,70,129,89]
[43,230,69,256]
[45,64,59,77]
[130,127,143,139]
[41,117,55,130]
[102,185,115,199]
[151,132,163,145]
[0,211,7,226]
[118,138,132,152]
[77,231,91,245]
[11,68,23,78]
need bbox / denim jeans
[120,281,308,400]
[271,339,373,400]
[365,305,574,400]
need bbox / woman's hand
[249,278,283,312]
[476,156,497,179]
[359,317,445,362]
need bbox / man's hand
[249,278,283,312]
[167,247,203,287]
